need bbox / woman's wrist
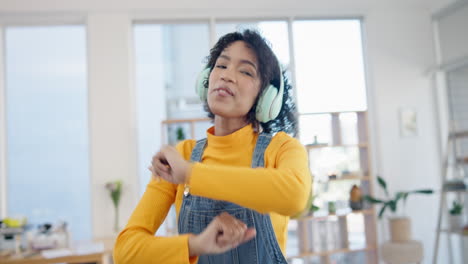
[188,234,201,257]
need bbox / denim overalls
[178,133,288,264]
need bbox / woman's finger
[152,152,170,170]
[154,158,170,174]
[153,161,172,180]
[240,228,256,244]
[215,214,247,248]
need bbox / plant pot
[389,217,411,242]
[448,214,463,231]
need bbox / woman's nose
[220,68,235,83]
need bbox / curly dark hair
[203,29,298,136]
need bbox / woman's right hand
[188,212,256,256]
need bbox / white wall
[0,0,456,263]
[86,14,139,238]
[0,27,6,219]
[365,6,443,262]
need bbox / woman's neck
[213,116,249,136]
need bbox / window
[293,20,367,114]
[134,23,212,235]
[134,23,211,196]
[216,21,290,66]
[133,19,372,260]
[5,25,91,240]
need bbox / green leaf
[377,176,389,197]
[312,205,320,212]
[411,189,434,194]
[395,192,406,200]
[394,192,408,205]
[378,203,388,219]
[388,200,397,212]
[364,195,384,204]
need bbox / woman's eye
[241,71,253,77]
[216,64,227,69]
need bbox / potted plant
[106,180,123,233]
[176,127,185,142]
[448,201,463,231]
[364,176,433,242]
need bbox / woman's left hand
[150,146,191,184]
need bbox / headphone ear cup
[256,84,278,123]
[195,68,211,101]
[256,66,284,123]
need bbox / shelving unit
[433,130,468,264]
[305,143,369,150]
[160,117,211,145]
[289,246,377,259]
[296,209,374,222]
[288,110,378,264]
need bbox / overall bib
[178,133,288,264]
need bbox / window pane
[133,22,210,191]
[216,21,290,66]
[134,23,211,236]
[293,20,367,113]
[5,25,91,240]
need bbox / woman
[113,29,311,264]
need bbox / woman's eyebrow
[218,54,257,70]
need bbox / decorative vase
[448,214,463,231]
[389,217,411,242]
[349,185,363,210]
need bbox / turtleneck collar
[206,124,257,149]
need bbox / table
[0,251,112,264]
[0,237,114,264]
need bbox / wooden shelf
[295,209,374,222]
[442,188,467,193]
[326,175,370,182]
[161,118,211,142]
[450,130,468,139]
[161,117,210,124]
[306,143,368,150]
[299,110,367,116]
[440,228,468,236]
[288,245,376,259]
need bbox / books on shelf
[297,216,349,254]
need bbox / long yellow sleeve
[189,133,311,216]
[113,177,198,264]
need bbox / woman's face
[207,41,262,120]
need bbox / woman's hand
[188,212,256,256]
[149,146,191,184]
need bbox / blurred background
[0,0,467,263]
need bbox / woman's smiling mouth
[213,87,234,96]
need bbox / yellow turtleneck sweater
[114,125,311,264]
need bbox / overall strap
[190,138,207,162]
[251,133,273,168]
